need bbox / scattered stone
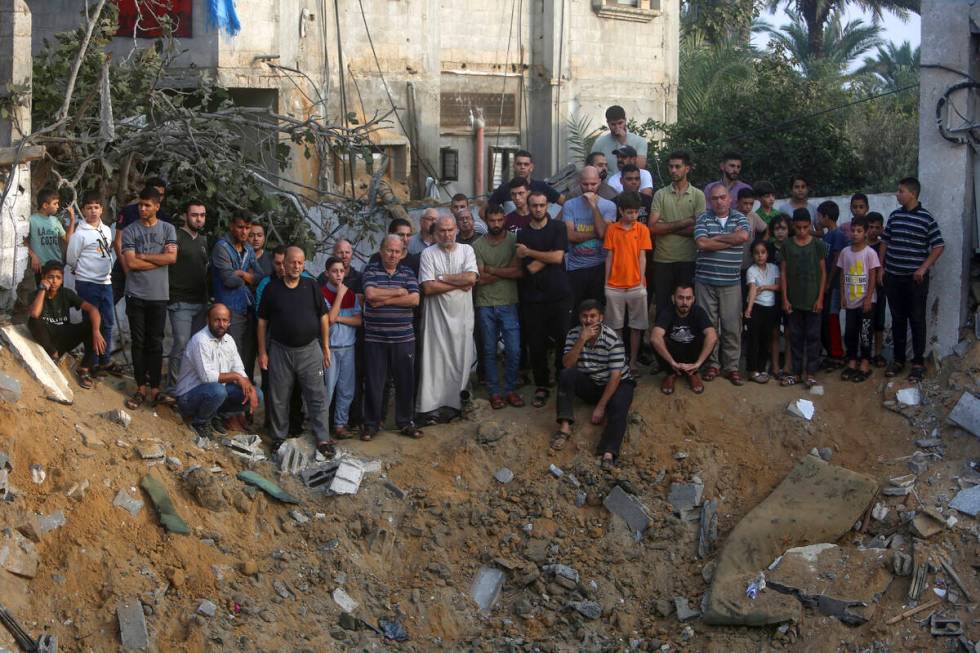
[114,489,144,516]
[273,579,293,600]
[137,442,165,460]
[0,529,39,577]
[871,503,888,521]
[383,479,406,499]
[655,599,673,617]
[950,484,980,517]
[196,599,217,618]
[673,451,689,460]
[332,587,358,613]
[222,434,266,463]
[548,464,564,478]
[476,421,510,444]
[469,566,505,613]
[674,597,700,622]
[117,597,149,650]
[787,399,815,420]
[568,600,601,620]
[948,392,980,438]
[668,479,704,517]
[289,510,310,524]
[892,552,912,576]
[809,385,825,397]
[16,510,65,541]
[185,468,227,512]
[30,464,45,484]
[817,447,833,462]
[543,564,580,585]
[0,324,73,404]
[241,559,259,576]
[882,474,916,497]
[896,387,921,406]
[66,479,89,500]
[603,485,653,538]
[575,491,587,508]
[907,451,929,475]
[915,437,942,448]
[103,408,132,429]
[0,372,21,403]
[165,456,181,471]
[910,511,945,538]
[494,467,514,484]
[75,423,104,448]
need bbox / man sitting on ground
[174,303,260,440]
[28,260,106,389]
[650,283,717,395]
[553,300,636,471]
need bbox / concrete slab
[603,485,652,538]
[113,489,144,516]
[0,529,38,578]
[668,480,704,516]
[332,587,359,613]
[471,566,504,612]
[950,485,980,517]
[117,597,149,650]
[0,324,73,404]
[948,393,980,438]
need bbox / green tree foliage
[858,40,920,94]
[757,10,883,80]
[681,0,761,44]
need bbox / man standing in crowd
[66,191,115,377]
[553,300,635,471]
[417,216,479,423]
[777,175,816,224]
[174,304,260,440]
[607,146,654,195]
[591,105,648,175]
[650,283,717,395]
[455,209,483,246]
[212,215,261,380]
[165,200,210,397]
[562,166,616,310]
[409,208,439,255]
[250,222,274,280]
[881,176,944,382]
[485,150,563,212]
[362,235,423,440]
[650,151,704,321]
[26,187,73,282]
[618,165,654,225]
[112,178,169,303]
[694,184,749,385]
[704,152,752,206]
[566,152,619,200]
[257,247,333,455]
[121,186,177,409]
[517,190,572,408]
[474,204,524,409]
[505,177,533,233]
[450,194,488,235]
[321,238,363,293]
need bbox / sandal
[852,369,872,383]
[125,391,146,410]
[505,392,525,408]
[532,388,550,408]
[702,367,720,382]
[333,426,353,440]
[841,368,857,381]
[360,426,377,442]
[726,370,745,386]
[317,440,337,458]
[489,394,506,410]
[96,362,125,377]
[907,365,926,383]
[600,455,615,471]
[688,373,704,394]
[661,374,676,395]
[780,375,798,387]
[399,424,424,439]
[550,430,569,451]
[76,369,94,390]
[804,376,818,389]
[885,361,905,378]
[873,355,887,369]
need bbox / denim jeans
[75,280,114,367]
[177,382,257,426]
[324,345,356,428]
[476,304,521,396]
[167,302,207,393]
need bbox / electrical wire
[332,0,356,198]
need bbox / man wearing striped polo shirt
[881,177,944,382]
[694,184,750,385]
[362,234,423,441]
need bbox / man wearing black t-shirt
[517,190,572,407]
[483,150,563,219]
[257,246,333,456]
[505,177,533,234]
[650,283,717,395]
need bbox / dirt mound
[0,335,977,651]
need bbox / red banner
[115,0,192,38]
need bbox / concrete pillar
[528,0,571,177]
[917,0,979,356]
[0,0,32,312]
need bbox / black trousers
[28,317,95,368]
[364,340,415,429]
[746,304,777,373]
[568,265,605,313]
[555,367,635,457]
[126,296,167,389]
[844,306,874,361]
[885,273,929,366]
[652,261,696,321]
[787,309,821,376]
[524,297,573,388]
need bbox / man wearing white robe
[417,216,479,418]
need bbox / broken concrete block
[494,467,514,484]
[332,587,359,613]
[75,423,104,448]
[277,439,311,474]
[328,459,363,495]
[809,385,824,396]
[603,485,652,538]
[543,564,580,585]
[548,464,564,478]
[787,399,815,420]
[567,600,601,620]
[289,510,309,524]
[117,597,149,650]
[896,387,921,406]
[892,552,912,577]
[668,480,704,516]
[30,464,45,484]
[0,325,73,404]
[471,566,505,612]
[66,479,90,500]
[910,511,944,538]
[0,529,39,578]
[950,484,980,517]
[16,511,65,541]
[871,503,888,521]
[0,372,21,403]
[949,392,980,438]
[908,451,929,475]
[113,489,144,516]
[222,434,266,463]
[698,499,719,559]
[674,597,700,622]
[137,442,165,461]
[196,599,217,618]
[103,409,132,429]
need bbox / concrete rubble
[470,566,504,612]
[603,485,652,538]
[103,409,132,429]
[222,434,266,463]
[0,372,21,403]
[16,511,64,541]
[332,587,359,613]
[113,489,144,516]
[0,325,73,404]
[787,399,815,420]
[117,597,149,650]
[949,484,980,517]
[493,467,514,484]
[0,529,39,578]
[948,392,980,437]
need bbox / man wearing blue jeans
[473,205,525,408]
[166,201,210,395]
[67,190,115,374]
[174,304,260,439]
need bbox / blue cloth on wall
[208,0,241,36]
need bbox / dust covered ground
[0,333,978,652]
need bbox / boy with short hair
[66,190,115,375]
[838,216,881,382]
[28,260,106,389]
[604,192,653,374]
[26,187,74,281]
[322,257,362,440]
[779,209,827,388]
[866,212,887,366]
[753,181,780,227]
[817,200,846,367]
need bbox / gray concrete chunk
[675,596,700,622]
[603,485,652,537]
[196,599,217,618]
[494,467,514,484]
[0,325,73,404]
[117,597,149,650]
[0,372,21,403]
[668,480,704,515]
[568,600,601,620]
[103,409,132,429]
[949,392,980,437]
[950,485,980,517]
[471,566,504,612]
[113,490,144,516]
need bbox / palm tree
[676,31,758,121]
[758,10,883,80]
[858,40,920,91]
[764,0,919,60]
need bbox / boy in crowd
[780,209,827,388]
[817,200,847,368]
[603,192,653,375]
[753,181,780,227]
[837,216,881,383]
[250,223,274,280]
[27,188,73,282]
[322,257,362,439]
[866,212,888,367]
[66,191,115,376]
[777,175,816,224]
[28,261,106,389]
[506,177,533,233]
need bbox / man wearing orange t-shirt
[603,192,653,375]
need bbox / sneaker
[210,417,228,435]
[191,422,214,440]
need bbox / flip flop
[550,430,568,451]
[399,425,424,439]
[852,369,872,383]
[532,388,550,408]
[780,375,798,387]
[125,391,146,410]
[76,369,94,390]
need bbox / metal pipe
[473,111,485,199]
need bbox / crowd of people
[22,104,945,469]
